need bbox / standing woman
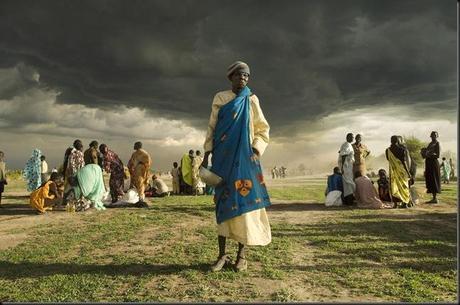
[421,131,441,203]
[23,149,42,192]
[99,144,125,203]
[0,151,7,206]
[352,134,370,176]
[202,61,271,272]
[440,157,451,184]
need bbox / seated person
[354,171,391,209]
[67,164,107,211]
[376,169,391,202]
[30,172,63,214]
[325,167,343,206]
[147,174,169,197]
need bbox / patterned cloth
[103,149,125,201]
[211,86,271,224]
[67,148,85,178]
[23,149,42,192]
[205,86,271,246]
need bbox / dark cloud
[0,0,456,137]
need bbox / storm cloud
[0,0,456,170]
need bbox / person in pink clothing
[354,171,392,209]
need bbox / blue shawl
[326,174,343,194]
[211,86,271,224]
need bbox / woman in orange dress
[30,173,63,214]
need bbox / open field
[0,176,457,302]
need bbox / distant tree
[404,135,427,167]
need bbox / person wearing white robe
[338,133,356,205]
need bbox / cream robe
[128,149,152,200]
[204,90,271,246]
[192,155,203,190]
[338,142,356,197]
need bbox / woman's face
[231,70,249,90]
[355,135,361,143]
[100,146,108,155]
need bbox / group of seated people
[29,165,174,214]
[325,166,418,209]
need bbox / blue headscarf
[212,86,271,224]
[23,148,42,192]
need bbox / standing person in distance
[421,131,441,204]
[338,133,356,205]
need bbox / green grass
[269,185,325,201]
[0,176,457,302]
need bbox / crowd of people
[174,149,212,196]
[0,139,218,213]
[0,60,270,273]
[0,60,456,274]
[270,165,287,179]
[326,131,454,209]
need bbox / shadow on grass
[159,205,214,216]
[282,258,456,273]
[347,212,457,222]
[2,195,29,200]
[0,261,210,279]
[267,202,351,212]
[273,212,457,274]
[272,212,457,242]
[0,203,37,216]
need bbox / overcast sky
[0,0,457,172]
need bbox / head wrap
[227,61,250,79]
